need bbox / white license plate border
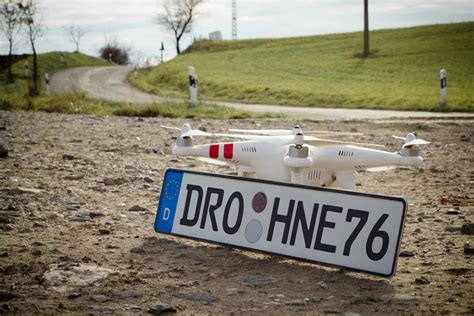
[154,168,407,277]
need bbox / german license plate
[155,169,407,277]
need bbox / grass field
[131,22,474,112]
[0,52,280,119]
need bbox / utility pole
[364,0,369,55]
[232,0,237,40]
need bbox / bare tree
[63,24,88,53]
[154,0,204,55]
[19,0,45,95]
[0,0,23,82]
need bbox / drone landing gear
[333,171,357,191]
[238,166,256,178]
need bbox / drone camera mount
[177,136,193,147]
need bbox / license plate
[155,169,407,277]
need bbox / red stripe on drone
[224,143,233,160]
[209,144,219,159]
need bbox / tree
[363,0,369,56]
[63,24,88,53]
[0,0,23,83]
[154,0,204,55]
[19,0,45,96]
[99,39,131,65]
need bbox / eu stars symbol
[164,179,180,201]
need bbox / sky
[1,0,473,64]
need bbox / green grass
[0,51,282,119]
[1,51,110,102]
[130,22,474,112]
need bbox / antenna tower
[232,0,237,40]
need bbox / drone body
[165,124,429,191]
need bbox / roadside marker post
[24,61,29,78]
[440,69,447,105]
[188,66,198,104]
[109,53,112,63]
[60,53,64,63]
[44,73,50,95]
[134,67,138,78]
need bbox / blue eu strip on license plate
[155,169,407,277]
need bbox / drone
[161,124,430,191]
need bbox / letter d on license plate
[155,169,407,277]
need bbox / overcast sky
[1,0,473,64]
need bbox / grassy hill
[0,51,280,119]
[131,22,474,112]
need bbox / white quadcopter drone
[162,124,430,191]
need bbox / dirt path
[1,111,473,314]
[49,66,474,121]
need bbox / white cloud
[0,0,472,59]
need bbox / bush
[99,40,131,65]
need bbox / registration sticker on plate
[155,169,407,277]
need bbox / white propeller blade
[403,139,431,148]
[229,129,363,137]
[160,125,181,131]
[304,138,385,148]
[228,129,291,136]
[392,135,405,140]
[181,130,214,138]
[304,131,364,137]
[195,157,229,166]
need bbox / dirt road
[1,111,473,314]
[50,66,474,121]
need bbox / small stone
[69,214,92,222]
[99,228,110,235]
[461,222,474,235]
[128,205,150,213]
[103,177,128,186]
[0,251,8,258]
[0,144,8,158]
[463,242,474,255]
[82,256,92,263]
[446,208,461,215]
[399,250,415,257]
[445,226,461,232]
[31,241,47,247]
[10,187,44,195]
[64,174,85,181]
[130,247,145,254]
[148,300,177,315]
[62,154,75,160]
[144,176,154,183]
[415,276,430,285]
[31,250,42,256]
[67,293,81,299]
[316,281,328,289]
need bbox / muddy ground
[0,110,473,314]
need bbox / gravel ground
[0,111,473,314]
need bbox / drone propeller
[161,124,213,138]
[393,133,430,148]
[163,124,384,148]
[229,127,363,137]
[304,138,385,148]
